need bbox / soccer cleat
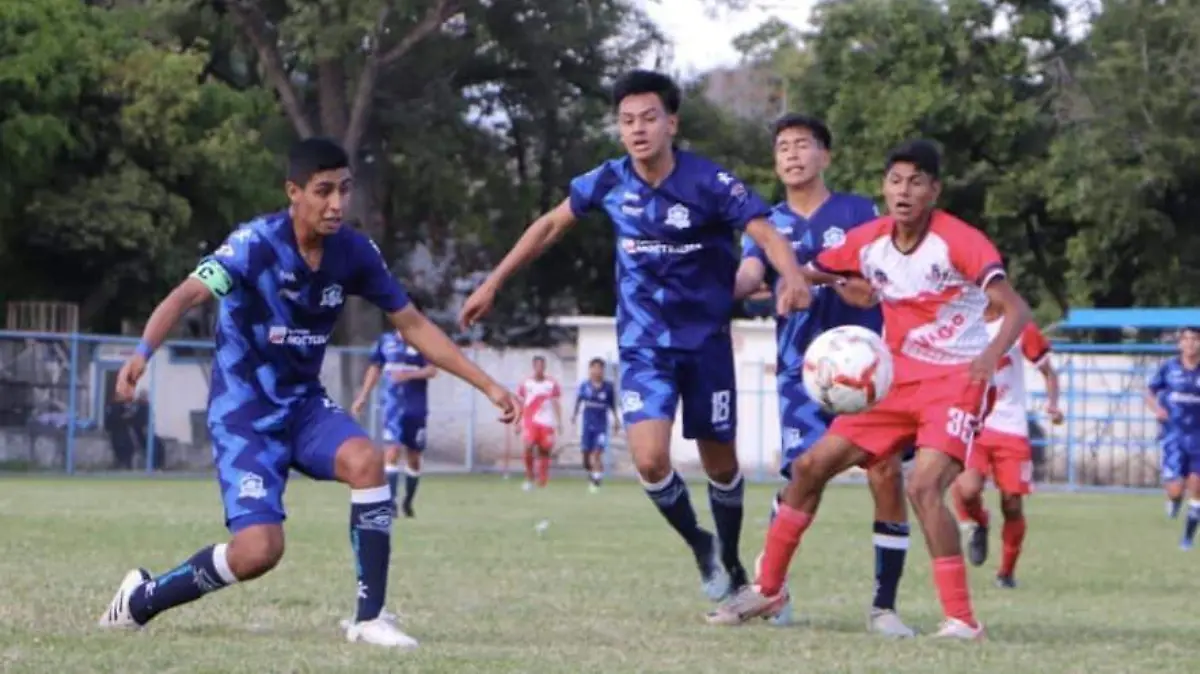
[705,584,789,626]
[344,614,419,649]
[1168,499,1182,519]
[401,502,415,518]
[521,481,534,492]
[995,574,1017,589]
[1181,539,1194,551]
[97,568,151,629]
[753,552,792,626]
[932,618,986,640]
[694,534,731,601]
[967,523,989,567]
[868,608,916,638]
[588,483,600,494]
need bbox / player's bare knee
[1000,493,1023,519]
[227,525,285,580]
[955,471,984,501]
[697,439,739,483]
[335,438,386,489]
[633,452,672,483]
[383,445,401,466]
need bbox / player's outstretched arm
[388,305,521,423]
[973,279,1032,382]
[459,199,577,328]
[350,364,382,418]
[115,277,215,402]
[1037,360,1064,424]
[744,218,811,312]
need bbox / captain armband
[190,259,235,297]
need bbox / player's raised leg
[100,426,288,630]
[684,335,749,592]
[951,447,992,566]
[623,348,727,600]
[866,453,914,637]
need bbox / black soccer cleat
[994,574,1016,589]
[967,524,989,567]
[401,502,415,518]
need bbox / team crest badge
[664,204,691,229]
[822,227,846,249]
[319,284,344,308]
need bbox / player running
[1146,327,1200,549]
[460,70,811,601]
[572,357,619,492]
[707,139,1032,640]
[516,355,562,490]
[97,138,520,648]
[351,320,437,518]
[732,114,914,637]
[951,304,1062,586]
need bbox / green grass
[0,474,1192,673]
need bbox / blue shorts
[777,371,915,479]
[581,426,609,453]
[1161,432,1200,481]
[383,412,426,452]
[211,395,367,533]
[618,335,736,442]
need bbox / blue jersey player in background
[572,357,619,492]
[98,138,521,648]
[732,114,915,636]
[460,70,812,601]
[1146,326,1200,549]
[351,308,437,519]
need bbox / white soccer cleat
[97,568,151,629]
[705,584,790,626]
[344,614,419,649]
[868,608,916,638]
[588,483,600,494]
[932,618,985,641]
[522,480,534,492]
[696,535,730,602]
[754,552,792,626]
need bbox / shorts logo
[621,391,644,414]
[783,427,802,449]
[382,428,396,442]
[239,472,266,500]
[320,284,344,308]
[414,428,427,449]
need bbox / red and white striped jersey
[983,320,1052,436]
[517,376,560,429]
[815,210,1005,384]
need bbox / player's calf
[699,439,749,590]
[996,493,1026,583]
[401,450,421,518]
[866,455,913,637]
[335,438,395,624]
[951,471,990,566]
[1181,473,1200,549]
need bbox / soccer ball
[801,326,893,415]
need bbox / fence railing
[0,330,1174,491]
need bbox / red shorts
[967,428,1033,495]
[829,369,992,467]
[522,424,556,451]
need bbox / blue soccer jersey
[192,210,409,531]
[369,332,429,450]
[567,150,770,440]
[1149,357,1200,480]
[741,194,884,475]
[576,379,616,451]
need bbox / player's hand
[833,278,879,309]
[350,398,367,419]
[114,355,146,403]
[486,383,522,425]
[1155,407,1169,422]
[968,351,999,384]
[775,273,811,314]
[1045,404,1064,425]
[612,421,621,434]
[459,281,498,329]
[390,370,411,382]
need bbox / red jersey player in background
[708,139,1031,640]
[952,303,1063,588]
[516,355,562,490]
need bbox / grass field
[0,474,1192,673]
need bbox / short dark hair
[884,139,941,179]
[1181,326,1200,335]
[772,114,832,149]
[287,137,349,187]
[588,358,605,368]
[611,70,681,114]
[532,355,546,364]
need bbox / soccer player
[459,70,811,600]
[732,114,914,637]
[573,357,619,492]
[516,355,562,490]
[350,315,437,518]
[97,138,520,648]
[1146,326,1200,548]
[950,304,1063,586]
[707,139,1032,640]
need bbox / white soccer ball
[801,325,893,415]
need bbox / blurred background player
[708,140,1032,640]
[459,69,811,602]
[951,302,1063,587]
[572,357,619,492]
[351,306,437,518]
[732,113,913,637]
[1145,327,1200,549]
[98,138,520,648]
[516,355,562,490]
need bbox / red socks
[756,504,812,596]
[932,556,977,627]
[952,483,990,527]
[536,454,551,486]
[999,517,1026,577]
[523,450,535,481]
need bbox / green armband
[190,259,235,297]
